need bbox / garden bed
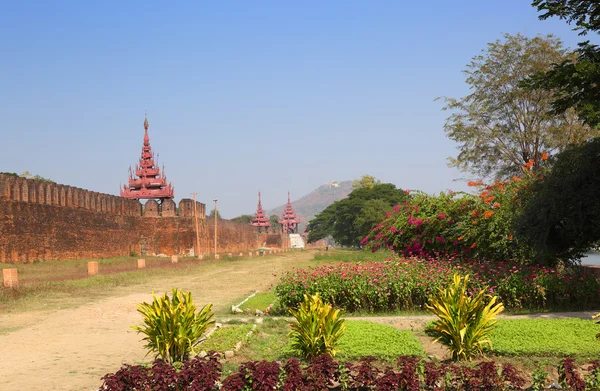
[276,256,600,313]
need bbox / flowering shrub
[275,256,600,312]
[365,159,543,265]
[365,191,478,258]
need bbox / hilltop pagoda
[120,116,174,200]
[279,192,300,234]
[250,192,271,232]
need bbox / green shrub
[132,288,215,363]
[288,293,345,359]
[425,273,504,361]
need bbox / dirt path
[0,251,313,391]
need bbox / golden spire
[144,111,149,131]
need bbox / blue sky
[0,1,586,218]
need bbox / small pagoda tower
[279,192,300,234]
[250,192,271,232]
[120,116,175,200]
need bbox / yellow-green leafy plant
[425,273,504,361]
[132,288,215,363]
[288,293,346,359]
[594,313,600,340]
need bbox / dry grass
[0,250,317,315]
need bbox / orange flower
[493,202,501,208]
[457,235,464,241]
[541,152,548,161]
[524,159,534,169]
[480,190,489,198]
[484,196,495,204]
[470,242,477,248]
[512,176,522,182]
[472,220,477,225]
[467,181,482,187]
[484,210,495,219]
[508,234,513,240]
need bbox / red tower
[120,116,175,200]
[279,192,300,234]
[250,192,271,232]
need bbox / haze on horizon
[0,1,584,218]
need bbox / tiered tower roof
[250,192,271,228]
[279,192,300,233]
[120,116,174,200]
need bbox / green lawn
[337,320,425,362]
[489,318,600,358]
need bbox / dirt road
[0,251,313,391]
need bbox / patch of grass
[201,324,254,353]
[336,320,425,362]
[488,319,600,358]
[234,318,292,363]
[237,292,277,312]
[312,249,394,264]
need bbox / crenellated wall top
[0,173,206,219]
[0,173,143,216]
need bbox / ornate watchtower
[279,192,300,234]
[120,116,174,200]
[250,192,271,233]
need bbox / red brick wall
[0,200,261,263]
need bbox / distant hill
[267,180,353,232]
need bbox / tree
[306,183,408,247]
[533,0,600,34]
[529,1,600,128]
[209,208,221,219]
[269,215,280,232]
[441,33,595,180]
[517,138,600,266]
[231,214,253,224]
[351,174,381,189]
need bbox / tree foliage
[209,208,221,219]
[529,1,600,128]
[441,33,596,180]
[269,214,280,230]
[351,174,381,189]
[517,137,600,265]
[231,214,253,224]
[533,0,600,35]
[306,182,407,247]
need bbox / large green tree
[530,0,600,128]
[306,183,407,247]
[517,137,600,265]
[441,33,596,180]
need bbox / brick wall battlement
[0,173,141,216]
[0,174,206,219]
